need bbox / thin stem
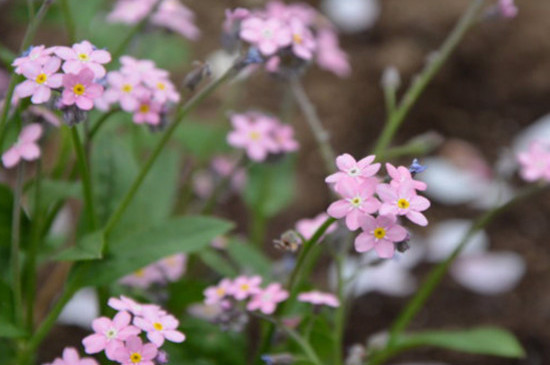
[69,126,98,230]
[103,65,238,238]
[59,0,77,43]
[333,253,345,365]
[290,78,335,174]
[26,0,35,20]
[10,164,25,327]
[88,109,121,140]
[372,0,485,159]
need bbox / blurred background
[1,0,550,364]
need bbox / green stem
[10,164,25,327]
[26,0,35,20]
[88,109,121,140]
[290,78,335,174]
[368,183,549,365]
[59,0,77,43]
[103,65,238,238]
[333,253,345,365]
[0,0,54,148]
[372,0,485,160]
[69,126,98,230]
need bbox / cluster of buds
[326,154,430,259]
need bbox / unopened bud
[381,66,400,90]
[273,230,302,252]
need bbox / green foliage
[174,121,231,163]
[396,327,526,358]
[54,230,105,261]
[0,184,31,252]
[0,281,25,339]
[199,248,238,278]
[30,179,81,212]
[226,238,272,278]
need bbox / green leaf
[199,248,238,278]
[243,158,296,218]
[0,184,31,250]
[54,231,105,261]
[226,238,272,278]
[396,327,526,358]
[75,216,233,287]
[0,281,25,339]
[30,179,81,211]
[174,121,230,162]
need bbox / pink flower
[325,154,380,189]
[240,17,292,56]
[354,214,407,258]
[107,0,154,24]
[2,124,42,168]
[12,45,54,74]
[386,163,427,191]
[156,254,187,282]
[82,311,140,360]
[327,179,380,231]
[227,113,279,161]
[377,183,430,226]
[151,0,200,40]
[298,290,340,307]
[517,140,550,182]
[44,347,98,365]
[61,68,104,110]
[103,71,144,111]
[223,8,251,33]
[108,296,162,317]
[498,0,518,18]
[120,56,168,82]
[54,41,111,79]
[316,28,351,78]
[119,264,164,288]
[204,278,233,305]
[143,76,180,104]
[265,1,317,24]
[272,122,299,153]
[14,57,63,104]
[132,95,162,126]
[114,336,158,365]
[295,213,337,241]
[134,308,185,347]
[289,18,316,60]
[228,275,262,300]
[247,283,288,314]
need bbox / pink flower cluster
[517,140,550,182]
[82,296,185,364]
[204,276,288,315]
[326,154,430,259]
[107,0,200,40]
[2,123,43,169]
[224,1,350,77]
[13,41,109,110]
[227,112,299,162]
[99,56,180,126]
[119,253,187,288]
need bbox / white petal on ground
[425,219,489,263]
[322,0,380,33]
[57,288,99,329]
[450,251,526,295]
[470,179,515,210]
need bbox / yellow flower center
[293,33,303,44]
[350,197,362,207]
[73,83,85,96]
[78,53,90,61]
[122,84,133,93]
[139,104,150,113]
[397,198,410,209]
[134,269,145,277]
[374,227,386,239]
[35,73,47,84]
[240,283,250,291]
[249,131,261,141]
[216,288,225,297]
[156,82,166,90]
[130,352,142,363]
[153,322,163,331]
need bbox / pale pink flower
[386,163,427,191]
[61,68,104,110]
[134,308,185,347]
[12,45,54,74]
[228,275,262,300]
[107,0,154,24]
[143,76,180,104]
[55,41,111,79]
[133,96,162,126]
[157,253,187,282]
[298,290,340,307]
[316,28,351,78]
[119,264,164,288]
[289,18,316,60]
[204,278,233,305]
[44,347,98,365]
[227,113,279,161]
[265,1,316,24]
[327,179,380,231]
[377,183,430,226]
[103,71,144,111]
[265,56,281,73]
[2,124,42,168]
[326,154,380,188]
[120,56,168,82]
[114,336,158,365]
[517,140,550,182]
[151,0,200,40]
[240,17,292,56]
[108,296,162,317]
[82,311,140,360]
[15,57,63,104]
[295,212,337,241]
[498,0,518,18]
[354,214,407,258]
[272,122,299,153]
[247,283,288,314]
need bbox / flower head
[228,275,263,301]
[114,336,158,365]
[12,45,54,74]
[240,17,292,56]
[204,278,234,305]
[134,308,185,347]
[298,290,340,307]
[227,113,279,161]
[517,140,550,182]
[246,283,288,314]
[55,40,111,79]
[108,296,162,317]
[2,124,43,168]
[386,162,427,191]
[325,154,380,189]
[377,183,430,226]
[44,347,98,365]
[61,68,104,110]
[295,213,337,241]
[14,57,63,104]
[354,214,407,258]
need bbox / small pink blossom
[119,264,164,288]
[103,71,144,111]
[517,140,550,182]
[386,163,427,191]
[120,56,168,82]
[377,183,431,226]
[227,113,279,161]
[107,0,154,24]
[12,45,54,74]
[240,17,292,56]
[228,275,262,300]
[498,0,518,18]
[114,336,158,365]
[354,214,407,258]
[151,0,200,40]
[55,41,111,79]
[272,121,299,153]
[61,68,104,111]
[247,283,288,315]
[15,57,63,104]
[82,311,140,360]
[133,96,162,126]
[298,290,340,307]
[316,28,351,78]
[289,18,316,60]
[108,296,162,317]
[265,1,317,24]
[204,278,233,305]
[327,179,380,231]
[143,76,180,104]
[295,213,337,241]
[2,124,42,168]
[44,347,98,365]
[157,254,187,282]
[134,308,185,347]
[325,154,380,188]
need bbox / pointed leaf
[54,231,105,261]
